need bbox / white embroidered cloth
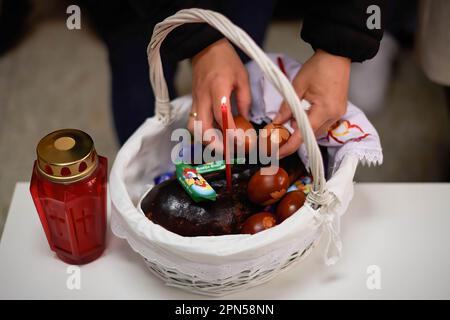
[246,53,383,174]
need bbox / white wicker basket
[110,8,359,296]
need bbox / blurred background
[1,0,449,237]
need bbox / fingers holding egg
[261,123,291,156]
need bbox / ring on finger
[189,111,198,118]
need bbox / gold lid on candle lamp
[36,129,98,183]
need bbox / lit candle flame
[221,96,227,105]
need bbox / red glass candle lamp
[30,129,107,265]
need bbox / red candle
[221,96,232,192]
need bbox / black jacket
[300,0,385,62]
[87,0,385,63]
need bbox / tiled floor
[0,15,449,237]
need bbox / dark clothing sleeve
[301,0,385,62]
[89,0,384,63]
[133,0,384,63]
[129,0,226,62]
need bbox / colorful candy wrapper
[196,161,225,174]
[174,158,245,202]
[176,163,216,202]
[195,158,245,174]
[287,176,313,195]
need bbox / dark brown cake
[141,154,307,237]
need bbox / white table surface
[1,182,450,300]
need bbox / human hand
[273,49,350,158]
[188,39,251,147]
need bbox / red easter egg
[241,212,277,234]
[276,191,306,223]
[247,166,289,206]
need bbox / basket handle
[147,8,331,204]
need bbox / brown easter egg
[275,190,306,223]
[241,212,277,234]
[233,115,256,153]
[247,166,289,206]
[262,123,291,155]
